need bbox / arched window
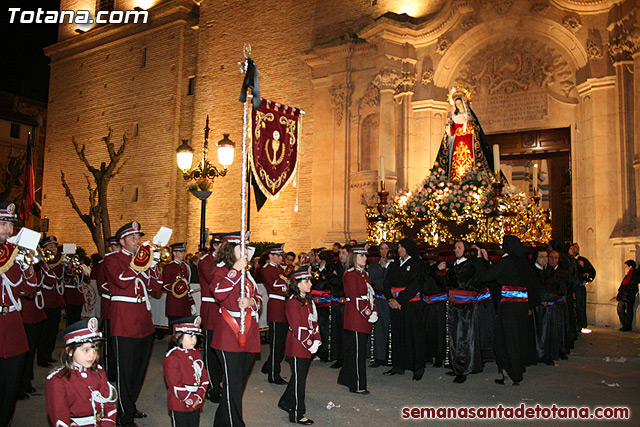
[360,113,379,171]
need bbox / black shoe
[433,360,443,368]
[269,377,288,385]
[513,381,521,386]
[134,411,147,418]
[24,384,36,394]
[351,389,370,395]
[261,364,269,374]
[445,371,456,376]
[453,375,466,383]
[37,361,51,367]
[329,362,342,369]
[545,360,555,366]
[369,360,382,368]
[412,374,423,381]
[294,418,314,425]
[383,368,400,375]
[48,358,57,363]
[560,354,568,360]
[16,392,30,400]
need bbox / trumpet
[153,245,172,263]
[16,248,46,266]
[63,254,85,274]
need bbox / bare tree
[61,128,128,255]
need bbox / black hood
[503,235,526,258]
[398,238,420,258]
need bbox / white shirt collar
[455,256,467,265]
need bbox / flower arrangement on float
[186,177,213,192]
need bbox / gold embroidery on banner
[254,111,274,141]
[266,131,285,166]
[280,116,297,146]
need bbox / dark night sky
[1,1,61,102]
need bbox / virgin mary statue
[433,87,494,182]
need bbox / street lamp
[177,115,235,251]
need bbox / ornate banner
[250,99,302,200]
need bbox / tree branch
[61,170,95,233]
[111,156,130,179]
[104,130,128,177]
[72,137,98,174]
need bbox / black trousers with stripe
[171,409,200,427]
[39,307,61,363]
[214,350,255,427]
[338,331,368,392]
[203,329,222,394]
[279,357,311,422]
[113,334,154,426]
[0,352,26,427]
[261,321,287,381]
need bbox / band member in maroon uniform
[164,316,209,427]
[0,202,38,427]
[338,244,377,394]
[162,243,194,327]
[94,236,120,381]
[210,233,262,427]
[104,221,162,427]
[278,267,320,425]
[260,243,289,384]
[46,317,117,427]
[198,233,223,403]
[19,255,46,399]
[64,253,85,327]
[39,235,67,366]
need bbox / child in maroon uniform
[164,316,209,427]
[278,267,321,425]
[46,317,117,427]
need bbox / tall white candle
[380,156,385,182]
[533,163,538,192]
[492,144,500,174]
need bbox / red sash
[220,281,254,346]
[391,287,421,302]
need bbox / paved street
[14,326,639,426]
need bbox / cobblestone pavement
[14,326,639,426]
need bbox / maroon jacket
[64,269,86,306]
[210,266,262,353]
[41,254,66,308]
[343,268,377,334]
[198,253,220,331]
[104,249,162,338]
[46,365,117,427]
[163,347,210,412]
[162,260,193,318]
[261,262,287,323]
[0,242,38,357]
[93,255,113,320]
[20,266,46,324]
[285,297,320,359]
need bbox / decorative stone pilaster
[330,84,353,127]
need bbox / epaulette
[165,347,179,358]
[46,367,64,381]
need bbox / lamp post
[177,115,235,251]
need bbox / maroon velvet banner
[250,99,301,200]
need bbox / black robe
[421,262,447,365]
[445,258,487,376]
[383,255,425,373]
[476,237,536,383]
[534,264,567,362]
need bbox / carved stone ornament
[562,15,582,34]
[453,37,576,97]
[487,0,514,15]
[531,2,550,15]
[586,40,603,60]
[330,84,353,127]
[436,36,452,55]
[373,69,400,90]
[608,26,640,63]
[460,16,476,30]
[396,71,417,94]
[421,69,434,85]
[359,83,380,109]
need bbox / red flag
[21,132,35,221]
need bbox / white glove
[368,312,378,323]
[191,304,197,315]
[308,340,321,354]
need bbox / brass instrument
[15,247,54,267]
[63,254,85,274]
[171,275,190,298]
[154,245,172,263]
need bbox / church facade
[43,0,639,326]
